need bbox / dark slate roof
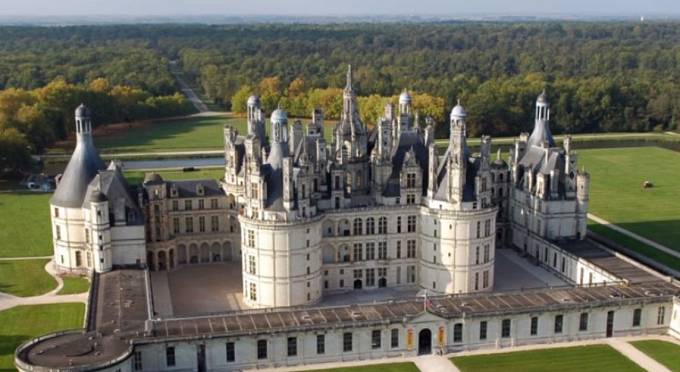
[382,130,429,197]
[168,179,225,198]
[83,168,144,225]
[51,135,106,208]
[527,119,556,148]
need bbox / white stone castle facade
[50,65,590,309]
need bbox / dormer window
[170,186,178,198]
[196,184,205,196]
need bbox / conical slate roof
[527,116,556,148]
[50,133,106,208]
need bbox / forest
[2,22,680,172]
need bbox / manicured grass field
[301,362,420,372]
[0,259,57,297]
[630,340,680,372]
[578,147,680,252]
[0,303,85,371]
[124,168,225,185]
[450,345,643,372]
[0,192,53,258]
[57,276,90,295]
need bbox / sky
[1,0,679,17]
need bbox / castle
[19,65,680,372]
[49,66,591,308]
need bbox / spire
[345,64,353,91]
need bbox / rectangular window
[476,221,481,238]
[407,265,416,283]
[211,216,219,232]
[483,270,489,288]
[248,255,256,274]
[396,241,402,259]
[378,242,387,259]
[483,245,490,263]
[353,269,362,279]
[211,198,218,209]
[479,321,487,340]
[397,216,402,233]
[173,217,180,234]
[502,319,511,338]
[453,323,463,343]
[474,272,479,290]
[530,317,538,336]
[658,306,666,325]
[407,215,416,232]
[199,216,205,233]
[371,330,381,349]
[185,217,193,233]
[475,246,480,264]
[561,257,566,272]
[133,350,142,370]
[184,200,192,210]
[353,243,363,261]
[407,173,416,188]
[166,346,175,367]
[172,200,178,211]
[287,337,297,357]
[249,282,257,301]
[554,314,563,334]
[580,313,589,331]
[226,342,235,362]
[484,219,491,236]
[257,340,267,359]
[366,268,375,287]
[54,207,59,217]
[407,240,416,258]
[316,334,325,354]
[247,230,255,247]
[56,225,61,240]
[406,194,415,204]
[391,329,399,348]
[396,266,401,284]
[366,242,375,260]
[633,308,642,327]
[198,199,204,210]
[343,332,353,352]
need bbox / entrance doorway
[606,310,614,337]
[197,344,206,372]
[378,277,387,288]
[353,279,362,289]
[418,329,432,355]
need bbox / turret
[528,90,555,148]
[289,120,303,153]
[399,89,412,116]
[247,95,265,143]
[449,100,468,202]
[75,103,92,139]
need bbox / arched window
[366,218,375,235]
[353,218,363,235]
[378,217,387,234]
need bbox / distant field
[450,345,643,372]
[0,259,56,297]
[124,168,225,185]
[0,303,85,371]
[630,340,680,372]
[301,362,420,372]
[0,192,52,258]
[578,147,680,252]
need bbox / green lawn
[301,362,419,372]
[57,276,90,295]
[0,303,85,371]
[630,340,680,372]
[451,345,643,372]
[578,147,680,252]
[0,259,57,297]
[0,192,52,258]
[124,168,225,185]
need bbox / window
[366,243,375,260]
[54,207,59,217]
[657,306,666,325]
[474,272,479,290]
[406,194,415,204]
[553,252,557,268]
[75,251,82,267]
[396,266,401,284]
[378,217,387,234]
[184,200,192,210]
[287,337,297,357]
[483,245,490,263]
[198,199,204,210]
[391,329,399,348]
[353,269,362,279]
[226,342,235,362]
[554,314,563,334]
[407,216,416,232]
[530,317,538,335]
[211,198,218,209]
[316,334,325,354]
[396,241,402,259]
[475,247,480,264]
[407,265,416,283]
[407,240,416,258]
[453,323,463,343]
[476,221,481,238]
[407,173,416,188]
[56,225,61,240]
[199,216,205,232]
[247,230,255,247]
[185,217,193,233]
[561,257,566,273]
[173,217,180,234]
[366,218,375,234]
[353,218,363,235]
[248,256,256,274]
[343,332,353,352]
[366,268,375,287]
[211,216,219,232]
[85,228,90,243]
[353,244,362,261]
[483,270,489,288]
[397,216,402,233]
[257,340,267,359]
[166,346,175,367]
[633,308,642,327]
[502,319,511,338]
[172,200,178,211]
[479,321,487,340]
[249,282,257,301]
[134,350,143,370]
[580,313,589,331]
[484,220,491,236]
[371,330,381,349]
[378,242,387,259]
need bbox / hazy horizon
[2,0,680,17]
